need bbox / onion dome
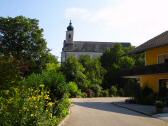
[67,20,74,31]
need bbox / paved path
[62,98,168,126]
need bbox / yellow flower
[49,113,52,118]
[32,96,36,101]
[47,102,54,107]
[44,95,50,100]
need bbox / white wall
[61,51,103,62]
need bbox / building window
[158,54,168,64]
[68,34,71,39]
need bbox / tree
[61,55,86,84]
[0,16,49,75]
[100,44,136,89]
[79,55,105,85]
[100,44,125,70]
[0,56,20,88]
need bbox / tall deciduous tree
[79,55,105,86]
[61,55,86,84]
[100,44,140,89]
[0,16,49,75]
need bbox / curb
[111,102,152,116]
[58,108,71,126]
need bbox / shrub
[101,90,109,97]
[90,84,102,97]
[118,88,124,96]
[21,70,68,100]
[155,100,165,108]
[85,89,95,97]
[133,86,156,105]
[53,96,71,118]
[155,100,165,113]
[0,86,59,126]
[42,70,68,100]
[124,79,140,97]
[68,82,82,98]
[109,86,118,96]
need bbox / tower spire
[65,20,74,44]
[67,20,74,31]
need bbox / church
[61,21,131,62]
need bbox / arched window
[68,34,71,39]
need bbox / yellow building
[124,31,168,93]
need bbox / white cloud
[64,0,168,46]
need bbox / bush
[68,82,82,98]
[109,86,118,96]
[100,90,109,97]
[85,89,95,97]
[21,70,68,100]
[0,86,59,126]
[133,86,156,105]
[118,88,124,96]
[42,71,68,100]
[90,84,102,97]
[155,100,165,113]
[124,79,140,97]
[54,96,71,118]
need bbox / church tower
[65,20,74,44]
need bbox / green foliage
[100,44,143,89]
[155,100,165,113]
[109,86,118,96]
[133,86,156,105]
[0,16,70,125]
[46,53,58,64]
[46,63,60,72]
[85,89,95,97]
[21,70,68,100]
[155,100,165,108]
[61,55,105,97]
[61,55,86,83]
[133,53,145,67]
[119,56,135,69]
[0,56,20,88]
[90,84,102,97]
[0,86,59,126]
[0,16,51,75]
[68,82,82,98]
[79,55,106,86]
[118,88,124,96]
[100,44,125,70]
[54,96,71,118]
[60,44,144,98]
[100,90,109,97]
[124,79,140,97]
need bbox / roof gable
[130,31,168,54]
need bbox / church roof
[63,41,131,53]
[130,31,168,54]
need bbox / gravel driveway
[62,98,168,126]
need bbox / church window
[68,34,71,39]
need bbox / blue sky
[1,0,168,60]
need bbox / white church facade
[61,21,130,62]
